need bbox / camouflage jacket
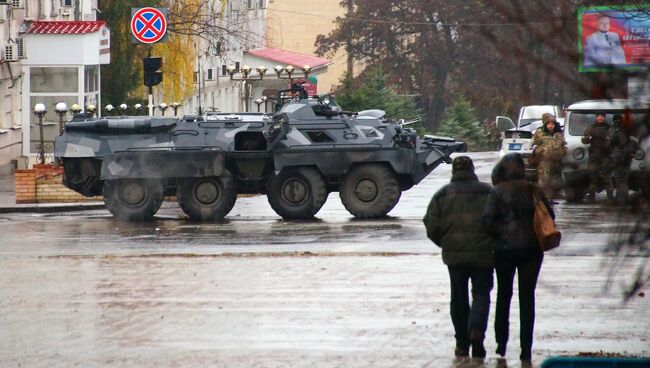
[582,122,612,158]
[423,170,494,269]
[532,128,567,161]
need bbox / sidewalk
[0,166,104,214]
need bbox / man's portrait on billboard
[583,14,627,66]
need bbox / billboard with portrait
[578,5,650,72]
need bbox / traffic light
[143,57,163,87]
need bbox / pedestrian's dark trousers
[494,248,543,355]
[612,166,630,204]
[447,266,494,349]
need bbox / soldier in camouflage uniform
[610,114,638,204]
[532,115,566,199]
[582,112,614,201]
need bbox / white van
[561,99,649,201]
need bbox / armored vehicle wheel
[340,164,401,218]
[565,186,585,202]
[177,175,237,221]
[267,167,328,219]
[103,179,164,221]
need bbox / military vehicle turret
[54,88,465,221]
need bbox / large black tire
[340,164,401,218]
[177,175,237,221]
[565,186,585,203]
[103,179,164,221]
[267,167,328,219]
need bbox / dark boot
[495,344,506,357]
[454,346,469,357]
[470,329,486,358]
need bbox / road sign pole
[148,86,154,117]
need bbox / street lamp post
[254,98,263,112]
[119,104,128,116]
[171,102,181,116]
[262,96,276,112]
[159,102,168,116]
[86,104,96,117]
[70,104,82,117]
[55,102,68,134]
[226,64,309,113]
[33,103,47,165]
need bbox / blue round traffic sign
[131,7,167,44]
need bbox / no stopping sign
[131,7,168,44]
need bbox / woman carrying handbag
[483,153,555,362]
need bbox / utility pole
[197,53,203,115]
[346,0,354,77]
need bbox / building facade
[185,0,348,115]
[0,0,105,167]
[265,0,357,93]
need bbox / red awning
[24,21,107,34]
[247,47,330,68]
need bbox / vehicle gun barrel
[65,118,176,133]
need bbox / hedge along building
[19,20,110,167]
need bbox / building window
[207,68,213,80]
[61,0,73,7]
[30,67,79,93]
[258,0,265,8]
[84,65,99,93]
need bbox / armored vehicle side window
[235,131,267,151]
[306,131,334,143]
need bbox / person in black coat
[423,156,495,358]
[483,153,554,362]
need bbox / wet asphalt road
[0,152,648,367]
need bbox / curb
[0,202,106,214]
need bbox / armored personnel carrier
[54,90,465,221]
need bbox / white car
[496,105,563,180]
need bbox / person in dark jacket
[582,112,614,201]
[423,156,495,358]
[610,114,638,204]
[484,153,554,362]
